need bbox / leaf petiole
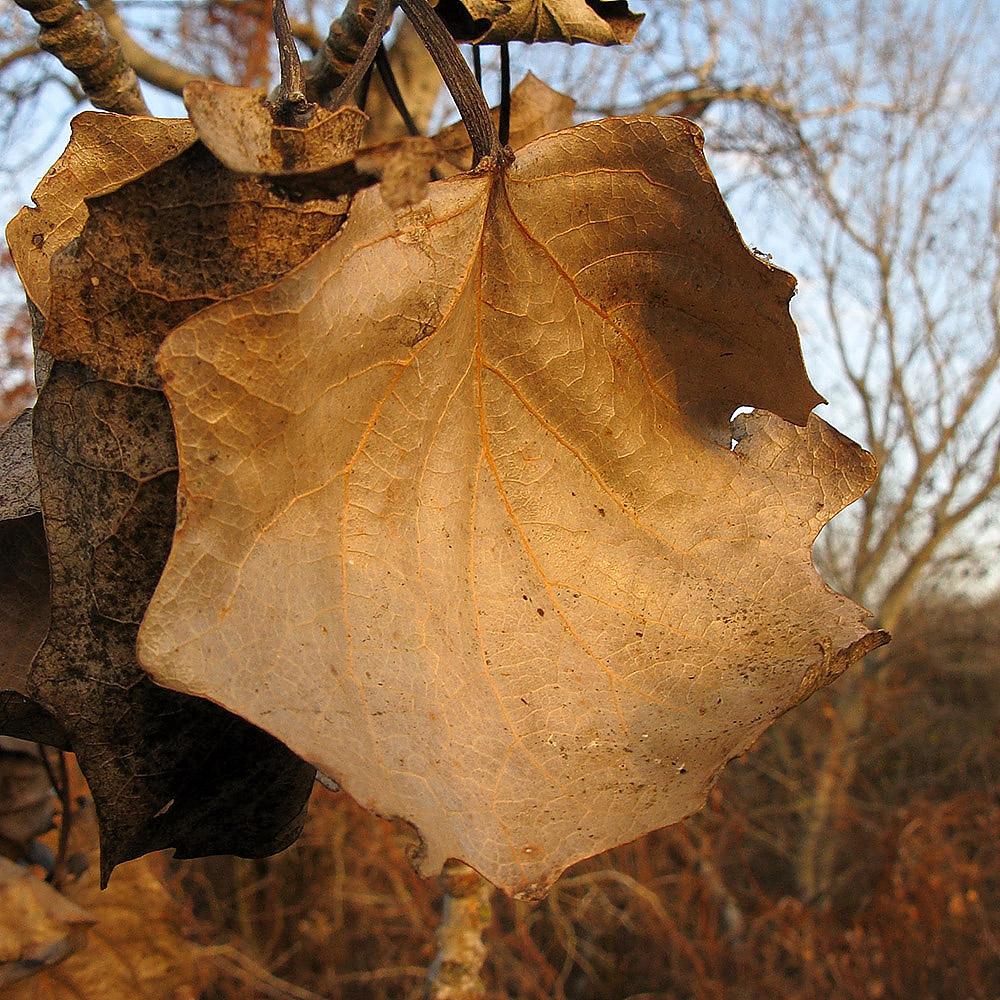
[398,0,510,170]
[269,0,314,126]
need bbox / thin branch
[374,43,420,135]
[304,0,378,104]
[13,0,148,113]
[0,43,41,74]
[204,943,426,999]
[398,0,502,167]
[214,0,325,53]
[89,0,205,96]
[327,0,392,110]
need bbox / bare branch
[304,0,379,104]
[0,43,40,73]
[13,0,148,114]
[89,0,205,96]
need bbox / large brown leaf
[139,116,886,897]
[30,362,315,882]
[433,0,643,44]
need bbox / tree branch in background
[0,43,41,74]
[211,0,325,55]
[304,0,379,104]
[12,0,148,114]
[89,0,204,97]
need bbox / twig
[375,43,420,136]
[13,0,148,113]
[327,0,393,110]
[498,41,510,145]
[427,860,493,1000]
[204,943,426,999]
[398,0,503,167]
[269,0,313,125]
[304,0,379,104]
[37,745,73,887]
[0,43,41,73]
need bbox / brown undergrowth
[4,599,997,999]
[174,595,999,1000]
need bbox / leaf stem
[328,0,394,111]
[498,41,511,146]
[270,0,313,125]
[398,0,508,169]
[375,42,420,136]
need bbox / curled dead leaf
[184,80,367,175]
[139,116,885,897]
[433,0,643,44]
[5,113,195,315]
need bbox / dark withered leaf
[432,0,643,44]
[0,409,40,520]
[43,141,351,388]
[0,515,65,748]
[30,362,314,883]
[0,410,60,746]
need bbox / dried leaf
[184,80,368,175]
[0,856,94,988]
[0,739,57,860]
[434,73,576,176]
[0,410,39,520]
[140,117,886,896]
[5,113,195,314]
[0,516,62,748]
[30,362,315,882]
[5,805,205,1000]
[271,135,441,207]
[433,0,643,44]
[354,138,442,209]
[43,140,350,388]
